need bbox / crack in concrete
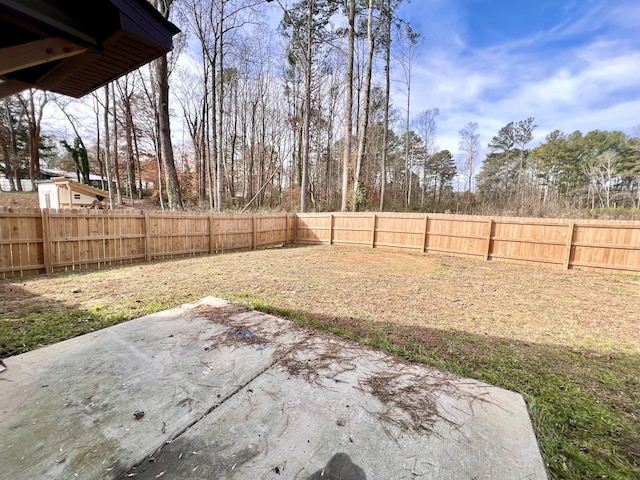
[117,357,278,479]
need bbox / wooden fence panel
[255,215,289,248]
[210,215,253,252]
[425,215,487,258]
[571,222,640,273]
[0,211,295,276]
[331,214,373,246]
[293,213,640,275]
[0,208,44,278]
[375,214,424,250]
[295,214,331,244]
[45,210,146,272]
[490,219,568,267]
[148,213,210,260]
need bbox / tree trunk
[103,85,116,209]
[16,91,45,192]
[353,0,376,211]
[380,0,392,211]
[209,58,218,210]
[26,91,43,192]
[300,0,313,213]
[156,54,184,211]
[111,83,124,205]
[94,95,106,190]
[229,87,238,198]
[0,130,16,191]
[123,89,138,198]
[4,102,21,191]
[215,0,225,212]
[341,0,355,212]
[405,87,411,209]
[132,117,143,198]
[259,96,268,207]
[198,67,208,202]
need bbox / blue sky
[397,0,640,156]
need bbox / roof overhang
[0,0,180,98]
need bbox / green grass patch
[0,309,125,356]
[0,300,185,357]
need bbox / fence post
[209,215,215,254]
[422,215,429,253]
[329,214,334,245]
[485,219,493,260]
[144,211,151,262]
[252,215,257,250]
[293,214,298,244]
[371,214,377,248]
[41,209,52,274]
[563,222,575,269]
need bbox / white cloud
[397,1,639,155]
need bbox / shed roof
[0,0,179,98]
[44,177,109,198]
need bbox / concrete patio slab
[0,297,547,479]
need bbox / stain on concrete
[117,436,268,479]
[308,453,367,480]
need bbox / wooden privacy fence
[294,213,640,275]
[2,209,639,278]
[1,208,293,279]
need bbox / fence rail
[294,213,640,275]
[1,208,294,279]
[1,209,639,278]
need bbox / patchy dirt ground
[2,245,639,353]
[0,191,40,209]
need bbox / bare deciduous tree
[396,23,420,209]
[413,108,439,205]
[458,121,480,193]
[18,90,48,191]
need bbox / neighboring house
[38,178,109,210]
[0,168,106,192]
[0,175,33,191]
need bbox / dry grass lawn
[1,245,639,479]
[4,245,636,351]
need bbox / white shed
[38,177,109,210]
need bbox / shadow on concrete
[308,453,367,480]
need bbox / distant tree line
[1,0,638,218]
[476,119,640,215]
